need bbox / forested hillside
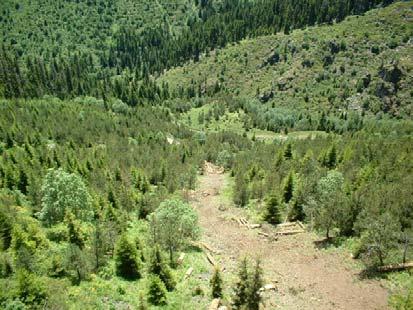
[1,0,413,309]
[160,1,413,118]
[1,0,398,108]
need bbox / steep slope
[159,1,413,117]
[0,0,196,59]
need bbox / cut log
[249,224,261,229]
[297,221,306,230]
[378,262,413,272]
[184,267,193,279]
[259,283,277,291]
[206,252,217,266]
[258,231,270,237]
[277,222,297,228]
[209,298,220,310]
[274,230,305,236]
[199,242,215,253]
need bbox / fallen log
[206,252,217,266]
[378,262,413,272]
[184,267,193,279]
[236,218,243,226]
[249,224,261,229]
[274,230,305,236]
[258,231,270,237]
[259,283,277,292]
[199,242,215,253]
[297,221,306,230]
[240,218,248,225]
[277,222,296,228]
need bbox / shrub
[147,275,167,306]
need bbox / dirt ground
[191,166,389,310]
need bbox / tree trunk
[169,247,174,266]
[403,239,409,264]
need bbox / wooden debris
[209,298,220,310]
[262,283,277,291]
[258,231,270,237]
[240,218,249,225]
[204,161,224,175]
[378,262,413,272]
[199,242,215,253]
[274,230,305,236]
[277,222,297,228]
[235,218,243,226]
[177,253,185,265]
[297,221,306,230]
[184,267,193,279]
[248,224,261,229]
[206,252,217,266]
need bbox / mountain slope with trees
[159,1,413,117]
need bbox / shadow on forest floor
[313,236,347,250]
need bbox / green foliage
[0,207,13,250]
[150,199,200,263]
[40,168,92,226]
[358,212,401,267]
[148,246,175,291]
[264,194,282,225]
[210,266,223,298]
[247,260,263,310]
[307,170,347,238]
[147,275,167,306]
[65,212,84,249]
[232,258,249,309]
[216,150,233,169]
[283,171,294,203]
[161,2,412,118]
[115,234,142,280]
[14,270,48,307]
[233,174,249,207]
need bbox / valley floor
[191,166,389,310]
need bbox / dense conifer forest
[0,0,412,309]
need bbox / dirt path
[191,168,389,310]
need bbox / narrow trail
[191,166,389,310]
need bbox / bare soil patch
[191,166,389,310]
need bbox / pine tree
[147,275,167,305]
[283,171,294,203]
[115,234,142,280]
[232,258,249,309]
[284,143,293,159]
[210,266,223,298]
[247,260,263,310]
[17,168,29,195]
[148,246,175,291]
[65,211,84,249]
[264,194,282,225]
